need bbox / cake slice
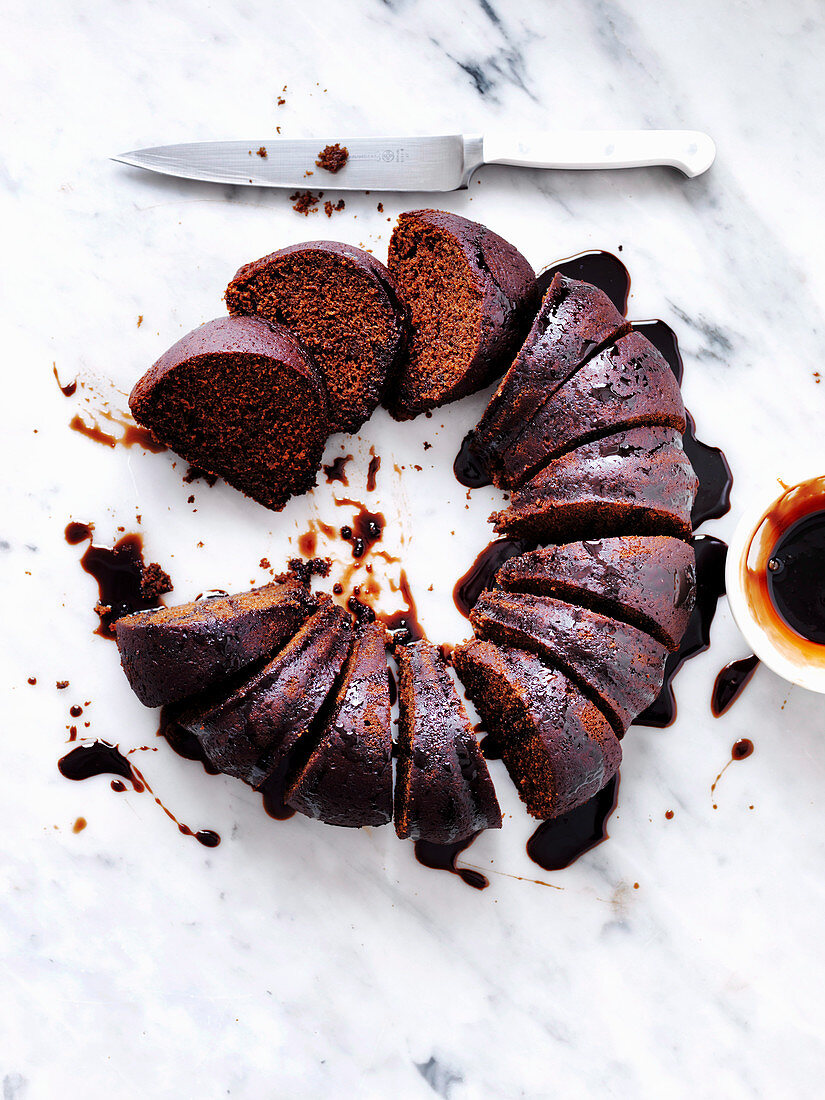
[386,210,535,419]
[114,577,318,707]
[129,315,328,511]
[286,622,393,828]
[491,426,698,543]
[496,536,697,651]
[394,641,502,843]
[470,590,669,735]
[454,640,621,819]
[178,602,352,788]
[469,273,630,482]
[226,242,407,433]
[498,330,687,485]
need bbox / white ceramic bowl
[726,472,825,693]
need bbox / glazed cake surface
[492,426,698,543]
[178,602,352,789]
[496,536,697,651]
[394,641,502,843]
[498,329,687,486]
[114,577,318,708]
[286,621,393,828]
[470,590,670,736]
[470,272,630,481]
[454,640,621,819]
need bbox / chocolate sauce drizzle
[52,364,77,397]
[636,535,728,727]
[58,740,220,846]
[414,833,488,890]
[712,655,760,717]
[379,569,426,643]
[526,774,619,872]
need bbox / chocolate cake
[492,426,698,543]
[394,641,502,843]
[498,330,687,485]
[470,590,669,735]
[469,273,630,483]
[114,577,318,708]
[226,242,407,433]
[454,640,621,819]
[496,536,697,651]
[129,315,328,511]
[386,210,536,419]
[286,621,393,828]
[178,602,352,788]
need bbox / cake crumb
[186,494,195,504]
[259,557,271,570]
[324,198,346,217]
[140,562,172,602]
[290,190,321,215]
[256,146,268,158]
[377,202,384,212]
[277,96,286,106]
[137,315,143,328]
[183,465,217,486]
[56,680,69,689]
[315,143,349,173]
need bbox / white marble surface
[3,1,825,1096]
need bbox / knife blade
[111,131,715,191]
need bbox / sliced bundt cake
[497,330,687,485]
[470,590,669,735]
[286,621,393,828]
[385,210,535,419]
[394,641,502,843]
[178,602,352,788]
[114,577,318,708]
[468,273,630,482]
[129,315,328,511]
[491,426,698,543]
[454,640,621,819]
[226,242,407,433]
[496,537,697,651]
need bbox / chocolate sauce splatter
[712,655,760,717]
[366,453,381,493]
[414,833,488,890]
[66,522,172,638]
[336,499,384,559]
[323,454,352,486]
[526,774,619,872]
[379,569,425,643]
[52,364,77,397]
[69,412,166,453]
[453,538,531,618]
[59,739,220,846]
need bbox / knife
[111,131,715,191]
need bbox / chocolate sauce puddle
[58,740,220,846]
[366,452,381,493]
[527,774,619,872]
[453,538,532,618]
[636,535,728,727]
[414,833,488,890]
[712,655,760,717]
[336,498,385,559]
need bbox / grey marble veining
[2,1,825,1096]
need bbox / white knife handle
[482,130,715,178]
